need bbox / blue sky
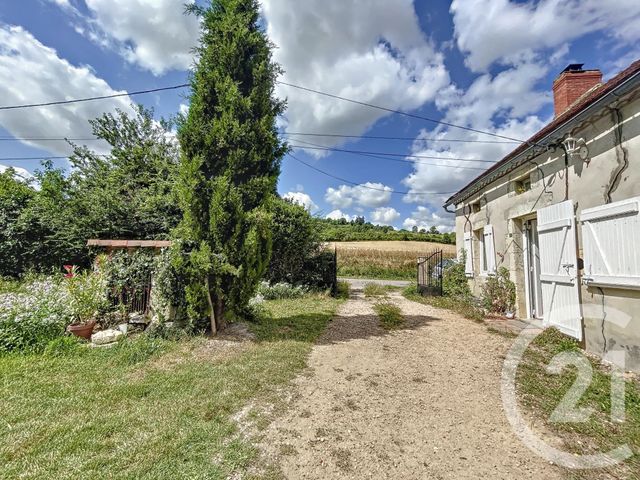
[1,0,639,231]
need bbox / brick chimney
[552,64,602,117]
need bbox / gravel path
[249,284,565,479]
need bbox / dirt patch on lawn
[238,287,567,479]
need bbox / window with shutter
[463,231,473,277]
[481,224,497,275]
[581,196,640,289]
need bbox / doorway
[523,218,543,319]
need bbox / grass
[363,283,388,297]
[0,295,342,479]
[335,281,350,300]
[516,328,640,479]
[363,283,403,298]
[373,302,404,330]
[402,285,485,322]
[333,241,455,280]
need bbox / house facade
[444,60,640,372]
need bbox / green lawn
[516,328,640,479]
[0,295,342,479]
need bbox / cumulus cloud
[53,0,200,75]
[401,61,549,208]
[370,207,400,226]
[325,183,392,209]
[0,164,35,182]
[326,209,355,222]
[451,0,640,72]
[282,191,318,213]
[403,206,454,233]
[263,0,449,152]
[0,25,132,156]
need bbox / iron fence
[109,274,153,316]
[417,250,443,297]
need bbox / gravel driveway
[245,283,565,479]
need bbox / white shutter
[581,196,640,289]
[537,200,582,340]
[483,224,497,274]
[463,231,473,277]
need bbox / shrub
[257,281,309,300]
[442,260,471,298]
[66,267,108,324]
[373,302,404,330]
[481,267,516,313]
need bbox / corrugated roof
[444,59,640,208]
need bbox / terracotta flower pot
[67,320,96,340]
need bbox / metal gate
[109,274,153,316]
[417,250,443,296]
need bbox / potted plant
[64,266,107,339]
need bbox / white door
[537,200,582,340]
[523,219,543,319]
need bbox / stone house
[443,60,640,371]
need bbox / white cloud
[402,206,454,233]
[55,0,200,75]
[326,209,355,222]
[282,191,318,213]
[398,56,552,238]
[0,164,35,182]
[325,183,392,209]
[0,25,132,156]
[401,61,549,208]
[370,207,400,226]
[263,0,450,152]
[451,0,640,72]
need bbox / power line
[0,155,109,161]
[0,137,101,141]
[289,143,496,163]
[0,78,531,145]
[277,81,532,144]
[291,138,486,171]
[283,132,518,144]
[0,156,70,161]
[286,153,455,196]
[1,132,518,145]
[0,84,189,111]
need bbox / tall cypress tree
[175,0,287,334]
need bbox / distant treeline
[316,218,455,244]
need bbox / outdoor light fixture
[562,136,590,163]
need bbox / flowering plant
[0,278,72,353]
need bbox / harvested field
[330,241,456,280]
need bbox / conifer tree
[175,0,287,333]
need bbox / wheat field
[328,241,456,280]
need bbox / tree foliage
[174,0,287,333]
[0,106,180,277]
[316,217,455,244]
